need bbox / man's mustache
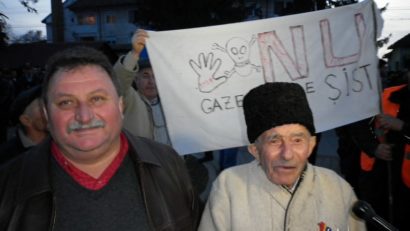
[67,119,105,133]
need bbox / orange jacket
[360,85,410,187]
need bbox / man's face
[248,124,316,187]
[45,65,124,162]
[136,67,157,100]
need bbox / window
[77,14,96,25]
[106,15,116,24]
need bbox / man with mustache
[0,46,199,231]
[198,82,365,230]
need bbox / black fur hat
[243,82,315,143]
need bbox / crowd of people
[0,29,408,230]
[0,63,45,143]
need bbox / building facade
[42,0,139,48]
[42,0,297,50]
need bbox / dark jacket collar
[122,130,162,167]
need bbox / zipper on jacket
[49,196,57,231]
[283,167,306,231]
[136,161,155,231]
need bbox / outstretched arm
[113,29,149,113]
[114,29,149,91]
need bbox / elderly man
[198,82,365,230]
[0,46,199,231]
[0,85,48,165]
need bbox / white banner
[146,0,383,154]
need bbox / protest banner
[146,0,383,154]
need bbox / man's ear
[19,114,31,127]
[248,143,260,161]
[307,136,317,159]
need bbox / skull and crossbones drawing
[212,36,261,78]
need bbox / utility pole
[51,0,64,42]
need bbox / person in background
[126,57,170,145]
[114,30,170,145]
[0,46,199,231]
[114,29,209,201]
[334,118,382,196]
[198,82,365,231]
[0,85,47,166]
[358,70,409,231]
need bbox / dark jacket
[0,130,200,231]
[0,135,27,166]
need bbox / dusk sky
[1,0,409,57]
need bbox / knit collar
[138,91,159,106]
[51,132,129,190]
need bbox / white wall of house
[42,0,138,45]
[97,8,139,44]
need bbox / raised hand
[131,29,149,58]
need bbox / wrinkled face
[248,124,316,187]
[44,65,124,162]
[226,37,250,64]
[136,67,157,101]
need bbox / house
[383,33,410,72]
[41,0,296,53]
[42,0,139,52]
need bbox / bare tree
[19,0,64,42]
[12,30,45,43]
[0,12,9,47]
[20,0,38,13]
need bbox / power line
[8,24,45,28]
